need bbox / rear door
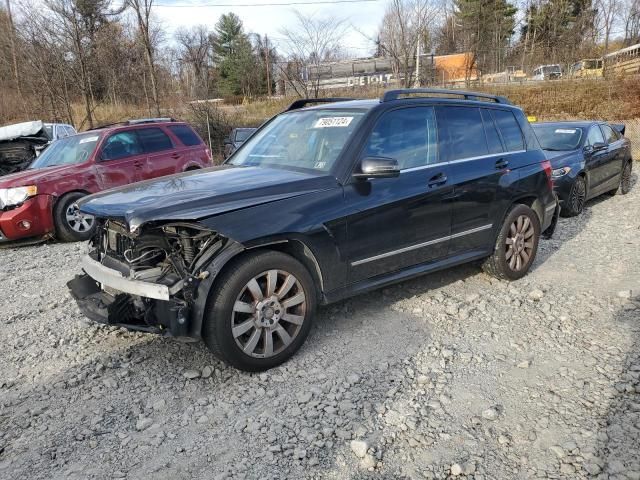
[136,127,179,179]
[95,130,145,189]
[344,106,454,283]
[440,106,525,256]
[167,124,210,167]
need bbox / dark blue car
[68,89,560,371]
[532,121,633,216]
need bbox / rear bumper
[0,194,55,242]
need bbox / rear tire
[202,251,316,372]
[560,176,587,217]
[53,192,96,242]
[617,161,632,195]
[482,204,541,281]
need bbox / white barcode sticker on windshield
[314,117,353,128]
[79,136,99,144]
[555,129,577,134]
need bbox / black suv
[68,89,559,371]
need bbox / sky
[148,0,387,57]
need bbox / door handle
[495,158,509,169]
[428,172,447,187]
[171,153,181,159]
[133,160,143,168]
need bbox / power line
[150,0,379,7]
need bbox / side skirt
[323,249,491,305]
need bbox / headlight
[551,167,571,178]
[0,186,38,208]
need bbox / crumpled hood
[79,165,337,231]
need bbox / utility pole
[264,35,271,97]
[5,0,24,108]
[414,12,421,87]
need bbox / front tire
[561,176,587,217]
[482,204,541,281]
[53,192,96,242]
[202,251,316,372]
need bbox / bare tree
[279,10,348,98]
[377,0,440,87]
[597,0,620,56]
[622,0,640,45]
[175,25,213,99]
[126,0,161,115]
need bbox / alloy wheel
[505,215,535,272]
[570,178,587,214]
[65,205,95,233]
[231,270,307,358]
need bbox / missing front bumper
[67,273,191,336]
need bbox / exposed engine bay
[68,219,227,336]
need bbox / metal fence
[619,118,640,160]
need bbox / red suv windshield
[30,132,101,169]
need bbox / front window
[228,109,366,173]
[29,132,100,169]
[533,125,583,151]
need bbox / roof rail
[381,88,511,105]
[88,118,176,131]
[285,98,357,111]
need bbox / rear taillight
[205,148,212,163]
[541,159,553,189]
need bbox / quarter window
[168,124,203,146]
[364,107,438,169]
[586,125,605,146]
[436,106,488,161]
[101,131,143,161]
[137,127,173,153]
[492,109,525,151]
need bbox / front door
[583,125,609,193]
[95,130,145,190]
[344,106,453,283]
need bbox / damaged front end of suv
[68,218,237,337]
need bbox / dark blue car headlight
[551,167,571,178]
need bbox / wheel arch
[52,189,93,213]
[190,237,325,338]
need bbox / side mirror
[223,137,231,145]
[353,157,400,179]
[593,142,607,151]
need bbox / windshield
[234,129,255,142]
[533,125,583,151]
[543,65,561,74]
[30,132,100,169]
[228,109,366,172]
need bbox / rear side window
[101,131,143,160]
[168,124,203,146]
[364,106,438,170]
[492,110,525,151]
[137,127,173,152]
[481,109,504,154]
[601,124,618,143]
[436,106,488,161]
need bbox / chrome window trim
[351,223,493,267]
[399,149,526,174]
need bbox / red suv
[0,118,211,243]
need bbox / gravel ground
[1,181,639,480]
